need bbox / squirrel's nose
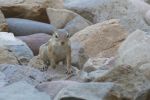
[61,42,65,45]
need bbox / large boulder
[71,19,128,58]
[46,8,92,36]
[0,32,33,65]
[118,30,150,67]
[0,10,8,31]
[17,33,51,55]
[0,0,63,23]
[7,18,56,36]
[0,64,51,86]
[36,81,79,99]
[65,0,150,32]
[54,82,116,100]
[0,81,51,100]
[94,65,150,100]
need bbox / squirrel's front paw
[66,69,73,75]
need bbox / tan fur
[38,29,72,74]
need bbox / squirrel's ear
[66,32,70,38]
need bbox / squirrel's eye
[66,34,70,38]
[55,35,58,38]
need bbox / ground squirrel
[39,29,72,74]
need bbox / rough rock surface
[36,81,79,99]
[0,81,51,100]
[47,8,92,35]
[94,65,150,100]
[118,30,150,67]
[65,0,150,32]
[54,82,115,100]
[0,10,8,31]
[70,19,128,58]
[0,32,33,65]
[0,64,51,86]
[0,0,63,23]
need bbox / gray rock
[118,30,150,67]
[0,81,51,100]
[0,32,33,65]
[0,64,51,86]
[36,81,79,99]
[54,82,115,100]
[65,0,150,32]
[7,18,56,36]
[0,72,7,88]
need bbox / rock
[0,37,34,65]
[0,0,63,23]
[0,72,7,88]
[65,0,150,32]
[94,65,150,100]
[17,33,51,55]
[71,41,89,69]
[0,81,51,100]
[0,10,8,31]
[7,18,56,36]
[46,8,92,36]
[70,19,128,58]
[0,64,51,86]
[139,63,150,80]
[118,30,150,67]
[0,32,33,65]
[36,81,79,99]
[144,10,150,25]
[54,82,116,100]
[83,57,115,73]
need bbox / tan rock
[0,10,8,31]
[0,0,63,23]
[71,19,128,58]
[46,8,92,35]
[0,47,18,64]
[139,63,150,80]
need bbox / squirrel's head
[53,29,70,46]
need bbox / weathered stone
[0,10,8,31]
[0,0,63,23]
[118,30,150,67]
[36,81,79,99]
[139,63,150,80]
[0,81,51,100]
[17,33,51,55]
[94,65,150,100]
[83,57,115,73]
[54,82,115,100]
[65,0,150,32]
[0,32,33,65]
[71,19,127,58]
[0,64,51,86]
[7,18,56,36]
[46,8,91,36]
